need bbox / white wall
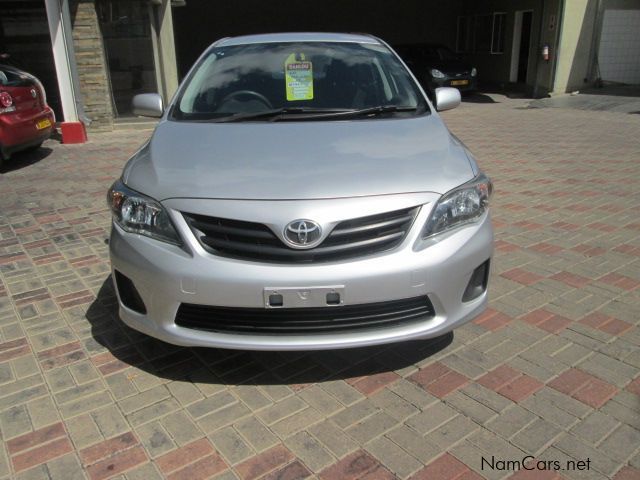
[598,9,640,84]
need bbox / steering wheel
[220,90,273,109]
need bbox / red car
[0,64,55,167]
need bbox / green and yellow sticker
[285,53,313,101]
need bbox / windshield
[171,41,427,122]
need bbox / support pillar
[44,0,87,143]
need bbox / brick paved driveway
[0,96,639,480]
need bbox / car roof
[215,32,382,47]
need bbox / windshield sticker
[285,53,313,101]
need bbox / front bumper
[0,107,54,159]
[428,76,477,94]
[109,195,493,350]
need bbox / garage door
[598,9,640,84]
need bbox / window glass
[474,15,493,53]
[456,16,473,53]
[0,67,31,86]
[492,13,507,54]
[173,41,426,121]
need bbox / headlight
[430,68,446,79]
[422,174,492,238]
[471,67,477,77]
[107,180,181,245]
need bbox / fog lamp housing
[462,260,490,302]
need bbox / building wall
[461,0,562,96]
[553,0,599,93]
[554,0,640,93]
[172,0,465,78]
[69,0,114,131]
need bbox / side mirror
[434,87,461,112]
[132,93,164,118]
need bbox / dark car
[394,43,477,96]
[0,63,55,167]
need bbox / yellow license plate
[450,80,469,86]
[36,118,51,130]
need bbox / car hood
[123,115,475,201]
[421,59,472,74]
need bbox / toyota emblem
[284,219,322,248]
[30,88,37,98]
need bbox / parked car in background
[394,43,477,96]
[0,63,55,167]
[108,32,493,351]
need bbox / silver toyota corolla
[107,32,493,351]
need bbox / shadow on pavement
[86,277,453,386]
[462,93,498,104]
[0,146,53,173]
[580,85,640,97]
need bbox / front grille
[183,207,418,263]
[175,296,435,335]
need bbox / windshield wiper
[192,105,421,123]
[213,107,355,123]
[343,105,420,117]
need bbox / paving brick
[578,353,638,388]
[405,401,459,435]
[255,396,307,426]
[519,390,586,432]
[449,441,503,480]
[410,453,471,480]
[12,437,74,473]
[155,438,213,474]
[136,421,176,458]
[601,398,640,430]
[199,402,251,434]
[0,405,32,440]
[161,410,203,447]
[123,462,164,480]
[79,431,139,465]
[320,380,365,406]
[318,449,395,480]
[597,424,640,462]
[365,435,422,479]
[126,398,181,427]
[549,368,618,407]
[308,420,359,458]
[210,426,254,465]
[297,385,344,416]
[512,418,563,455]
[425,415,478,450]
[7,422,67,455]
[554,434,620,476]
[232,384,272,412]
[388,379,439,409]
[284,430,334,473]
[569,411,620,446]
[613,466,640,480]
[347,410,398,444]
[369,388,419,421]
[445,391,499,425]
[385,426,441,464]
[234,444,294,480]
[45,453,86,480]
[349,371,400,397]
[409,362,469,398]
